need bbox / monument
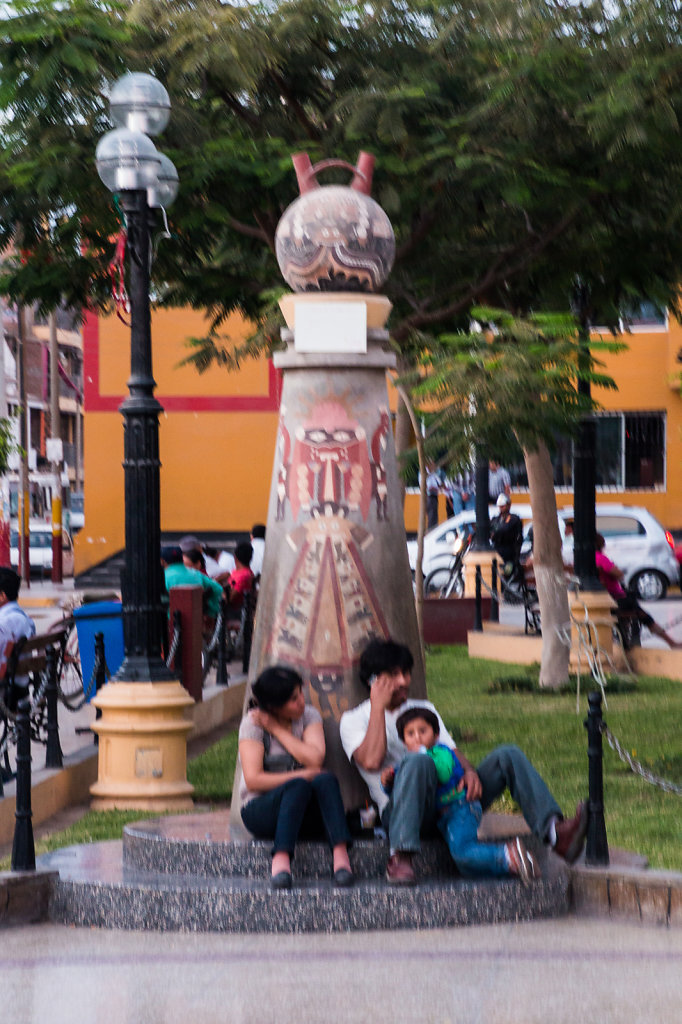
[233,151,426,814]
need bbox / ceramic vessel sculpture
[233,152,423,818]
[275,152,396,293]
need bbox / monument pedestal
[90,681,195,811]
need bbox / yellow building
[75,303,682,577]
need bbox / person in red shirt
[595,533,681,648]
[227,541,255,609]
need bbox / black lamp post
[572,286,602,592]
[472,452,491,551]
[95,73,180,682]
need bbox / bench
[0,625,72,786]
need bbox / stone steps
[39,812,571,934]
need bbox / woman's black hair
[251,665,303,711]
[358,638,414,688]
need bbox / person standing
[488,460,511,501]
[0,567,36,688]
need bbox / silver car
[559,504,678,601]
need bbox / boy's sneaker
[386,852,416,886]
[506,837,540,887]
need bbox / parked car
[407,504,534,579]
[558,505,678,601]
[10,520,75,578]
[409,502,676,601]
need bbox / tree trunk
[524,443,570,688]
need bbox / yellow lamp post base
[90,681,195,812]
[462,549,498,599]
[569,589,617,669]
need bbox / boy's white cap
[496,493,510,507]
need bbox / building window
[508,411,666,491]
[621,300,667,329]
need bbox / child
[381,707,539,886]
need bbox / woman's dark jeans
[241,772,351,857]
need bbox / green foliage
[0,417,17,474]
[2,0,682,366]
[405,307,622,472]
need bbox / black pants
[241,772,351,857]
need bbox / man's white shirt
[339,698,456,814]
[0,601,36,685]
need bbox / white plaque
[294,302,367,354]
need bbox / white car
[558,505,678,601]
[10,520,75,578]
[407,504,534,579]
[409,502,677,601]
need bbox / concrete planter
[422,596,492,645]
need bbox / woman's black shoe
[271,871,292,890]
[333,868,354,888]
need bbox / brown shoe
[554,802,588,863]
[386,852,416,886]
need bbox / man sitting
[340,637,588,885]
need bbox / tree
[407,308,621,688]
[3,1,682,683]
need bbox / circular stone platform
[39,811,571,934]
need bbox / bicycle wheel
[424,567,454,598]
[58,619,86,708]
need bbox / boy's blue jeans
[383,744,562,854]
[437,799,508,878]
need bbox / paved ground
[1,918,681,1023]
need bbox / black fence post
[584,690,609,866]
[216,595,229,686]
[94,631,107,742]
[490,557,499,623]
[474,566,483,631]
[44,644,63,770]
[11,697,35,871]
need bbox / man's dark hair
[359,638,414,688]
[161,545,182,565]
[251,523,266,540]
[396,706,440,742]
[0,567,21,602]
[595,532,606,551]
[235,541,253,567]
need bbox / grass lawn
[2,646,680,871]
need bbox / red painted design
[288,401,372,520]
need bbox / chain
[166,621,181,669]
[601,722,682,795]
[207,607,224,653]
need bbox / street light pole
[90,72,192,811]
[117,188,170,683]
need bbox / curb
[570,857,682,928]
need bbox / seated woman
[238,665,354,889]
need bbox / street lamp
[94,73,178,685]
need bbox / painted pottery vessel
[275,152,395,293]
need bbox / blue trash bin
[73,601,125,700]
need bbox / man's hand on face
[369,672,403,711]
